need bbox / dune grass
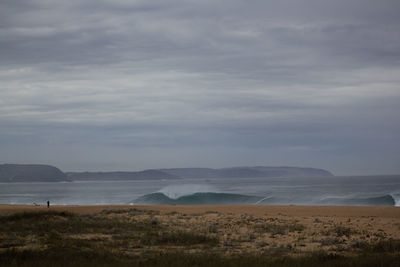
[254,222,305,236]
[1,210,400,266]
[0,210,218,251]
[1,249,400,267]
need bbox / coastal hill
[0,164,68,182]
[65,169,179,181]
[67,166,333,181]
[0,164,333,182]
[159,166,333,179]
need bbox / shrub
[140,231,219,246]
[255,222,305,236]
[325,225,355,237]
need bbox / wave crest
[391,193,400,206]
[319,194,396,206]
[133,192,262,205]
[158,184,217,199]
[132,184,399,206]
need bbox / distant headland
[0,164,333,182]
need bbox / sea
[1,175,399,206]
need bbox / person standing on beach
[47,200,50,208]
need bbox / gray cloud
[1,0,400,175]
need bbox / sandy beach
[1,204,400,266]
[1,204,400,250]
[1,203,400,218]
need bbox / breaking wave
[254,194,399,206]
[133,192,262,205]
[132,184,262,205]
[392,193,400,206]
[318,194,397,206]
[158,184,217,199]
[131,185,400,206]
[133,192,399,206]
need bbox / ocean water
[1,175,399,206]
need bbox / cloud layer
[1,0,400,174]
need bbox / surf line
[254,196,270,205]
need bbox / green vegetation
[0,210,160,237]
[0,210,218,255]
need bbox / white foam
[391,193,400,206]
[158,184,217,199]
[254,196,272,205]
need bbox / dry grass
[0,208,399,266]
[254,222,305,236]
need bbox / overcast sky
[1,0,400,175]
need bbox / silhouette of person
[47,200,50,208]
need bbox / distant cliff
[0,164,68,182]
[68,166,333,181]
[1,164,333,182]
[66,169,179,181]
[158,166,333,179]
